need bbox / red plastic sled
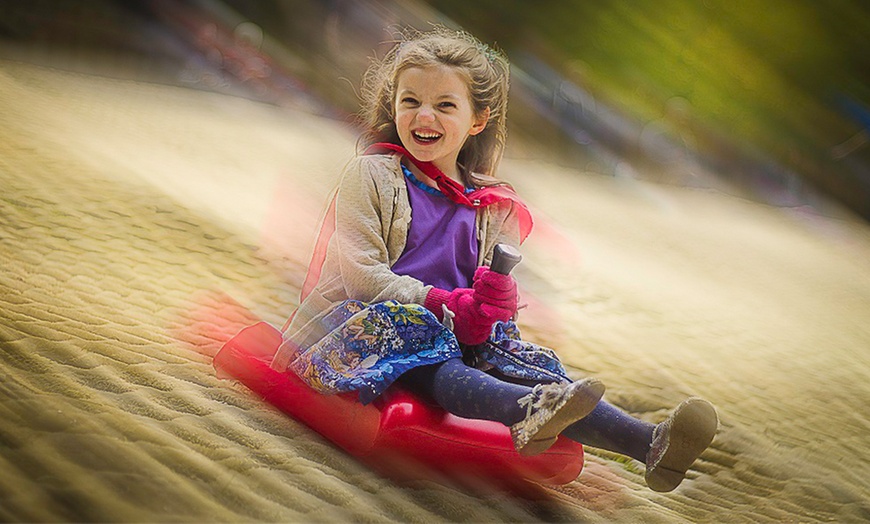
[213,322,584,486]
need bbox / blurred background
[1,0,869,221]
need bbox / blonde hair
[358,27,510,187]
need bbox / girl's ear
[469,106,490,136]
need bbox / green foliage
[427,0,870,213]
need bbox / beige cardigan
[272,153,522,371]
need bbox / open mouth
[412,130,443,145]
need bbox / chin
[406,147,437,162]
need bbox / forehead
[396,65,470,98]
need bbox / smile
[412,130,443,144]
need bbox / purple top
[390,164,479,291]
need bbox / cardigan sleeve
[479,199,522,266]
[332,156,431,305]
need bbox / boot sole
[517,378,605,456]
[646,398,718,492]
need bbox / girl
[272,28,718,493]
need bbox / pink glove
[424,287,512,345]
[472,266,518,315]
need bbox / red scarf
[365,143,533,241]
[285,144,533,330]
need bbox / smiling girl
[271,27,718,492]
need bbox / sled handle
[490,244,522,275]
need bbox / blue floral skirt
[288,300,571,404]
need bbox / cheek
[394,108,410,128]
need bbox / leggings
[399,358,655,463]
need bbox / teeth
[414,131,442,139]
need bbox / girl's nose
[416,105,435,123]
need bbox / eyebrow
[398,89,462,101]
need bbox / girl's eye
[401,97,419,106]
[438,102,456,109]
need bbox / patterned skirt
[288,300,571,404]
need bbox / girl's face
[394,65,489,179]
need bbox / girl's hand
[472,266,518,315]
[424,287,512,345]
